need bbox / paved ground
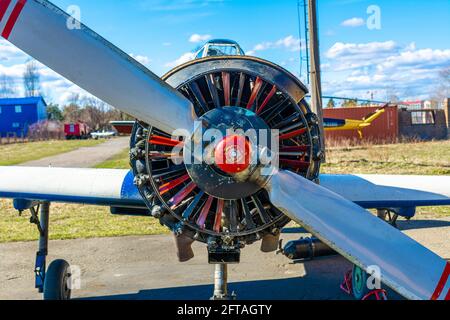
[20,137,129,168]
[0,217,448,300]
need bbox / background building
[0,97,47,138]
[324,99,450,143]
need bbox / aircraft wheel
[351,265,370,300]
[43,259,72,300]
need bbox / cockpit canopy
[195,39,245,59]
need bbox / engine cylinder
[130,56,322,255]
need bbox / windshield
[207,44,240,56]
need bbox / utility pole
[307,0,325,154]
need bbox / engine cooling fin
[130,56,322,248]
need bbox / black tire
[43,259,72,300]
[352,265,370,300]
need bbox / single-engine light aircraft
[0,0,449,301]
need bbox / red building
[324,106,399,143]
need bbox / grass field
[94,148,130,169]
[0,140,448,243]
[0,201,168,243]
[0,140,103,166]
[323,140,450,175]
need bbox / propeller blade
[0,0,195,134]
[266,170,450,300]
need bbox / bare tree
[433,67,450,101]
[342,98,358,107]
[23,60,41,97]
[61,94,134,130]
[62,103,82,123]
[0,74,15,98]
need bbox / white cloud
[0,48,95,105]
[250,35,302,54]
[0,40,26,62]
[341,17,365,27]
[325,41,400,71]
[189,33,211,43]
[322,41,450,101]
[326,41,398,59]
[130,53,152,67]
[377,48,450,72]
[165,52,196,68]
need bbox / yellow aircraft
[323,105,387,138]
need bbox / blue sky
[1,0,449,105]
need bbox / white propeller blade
[266,170,450,300]
[0,0,195,134]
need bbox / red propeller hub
[214,135,251,174]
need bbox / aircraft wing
[0,167,449,210]
[0,167,143,207]
[320,174,450,208]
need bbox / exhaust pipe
[280,237,337,260]
[173,232,195,262]
[260,232,281,253]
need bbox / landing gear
[377,209,399,228]
[15,200,74,300]
[211,264,236,300]
[44,260,72,300]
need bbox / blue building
[0,97,47,138]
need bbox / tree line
[0,60,133,130]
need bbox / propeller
[265,170,450,300]
[0,0,195,134]
[3,0,448,301]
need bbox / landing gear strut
[211,264,236,300]
[16,200,73,300]
[31,202,49,293]
[377,209,399,228]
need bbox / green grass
[322,140,450,175]
[96,140,450,174]
[95,148,131,169]
[0,143,168,243]
[322,140,450,217]
[0,140,103,166]
[0,200,168,243]
[0,140,448,243]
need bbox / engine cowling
[130,56,322,261]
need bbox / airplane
[323,106,387,139]
[0,0,449,301]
